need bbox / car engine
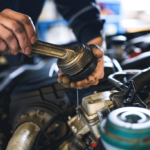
[1,34,150,150]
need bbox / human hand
[57,37,104,89]
[0,9,36,55]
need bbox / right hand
[0,9,37,55]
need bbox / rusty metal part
[6,122,40,150]
[14,109,52,128]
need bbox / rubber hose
[130,68,150,93]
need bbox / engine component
[31,41,100,82]
[108,70,147,108]
[12,106,53,129]
[7,103,76,150]
[8,106,68,150]
[111,35,126,61]
[99,107,150,150]
[124,67,150,103]
[67,91,115,149]
[6,122,40,150]
[82,91,114,116]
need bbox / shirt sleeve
[54,0,105,44]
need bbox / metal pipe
[108,69,142,88]
[6,122,40,150]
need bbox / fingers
[57,76,77,88]
[0,12,31,54]
[0,9,36,55]
[0,24,19,55]
[25,52,35,57]
[57,45,105,89]
[76,58,104,88]
[62,76,70,84]
[1,9,37,44]
[70,82,77,88]
[57,60,104,89]
[0,39,6,51]
[92,45,103,58]
[87,37,104,58]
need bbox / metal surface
[80,106,98,121]
[32,40,75,60]
[108,69,142,88]
[67,91,115,148]
[6,122,40,150]
[32,40,93,76]
[57,44,93,76]
[13,107,53,128]
[82,91,115,116]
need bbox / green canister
[99,107,150,150]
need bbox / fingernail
[25,47,31,54]
[62,76,70,84]
[31,36,37,44]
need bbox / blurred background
[36,0,150,44]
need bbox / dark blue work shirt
[0,0,45,25]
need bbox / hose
[130,68,150,93]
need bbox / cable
[33,105,76,150]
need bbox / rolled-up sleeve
[54,0,104,44]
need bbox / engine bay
[1,33,150,150]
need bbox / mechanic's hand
[57,37,104,89]
[0,9,36,55]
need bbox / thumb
[88,44,104,58]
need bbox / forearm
[54,0,104,43]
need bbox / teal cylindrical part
[99,107,150,150]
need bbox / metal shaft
[32,40,75,60]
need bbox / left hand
[57,37,105,89]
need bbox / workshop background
[37,0,150,44]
